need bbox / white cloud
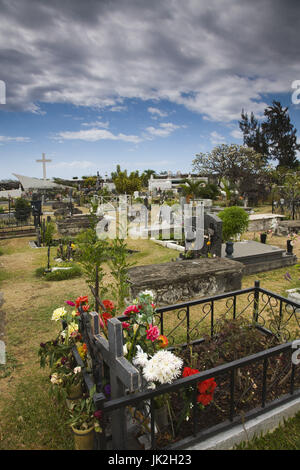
[145,122,182,138]
[210,131,226,145]
[81,120,110,128]
[148,107,168,118]
[55,128,142,144]
[0,136,31,143]
[230,128,243,140]
[0,1,298,122]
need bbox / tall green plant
[108,237,135,312]
[75,229,109,299]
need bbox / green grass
[0,374,74,450]
[236,412,300,450]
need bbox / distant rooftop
[12,174,70,191]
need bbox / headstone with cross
[89,314,140,450]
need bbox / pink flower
[146,324,160,342]
[65,300,75,306]
[123,305,140,316]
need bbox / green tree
[111,165,142,195]
[239,110,268,160]
[193,144,269,204]
[179,179,206,200]
[261,101,300,169]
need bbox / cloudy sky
[1,0,300,180]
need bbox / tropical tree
[193,144,269,204]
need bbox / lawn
[0,229,300,450]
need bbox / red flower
[102,312,112,325]
[102,300,115,312]
[197,393,214,406]
[197,378,217,406]
[122,322,130,329]
[123,305,140,316]
[182,367,200,378]
[146,324,160,342]
[75,296,88,309]
[82,304,90,312]
[198,378,217,395]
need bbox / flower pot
[71,425,95,450]
[225,241,234,257]
[260,233,267,244]
[67,382,83,400]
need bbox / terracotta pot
[67,382,83,400]
[71,425,95,450]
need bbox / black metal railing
[75,281,300,450]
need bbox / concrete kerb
[185,395,300,450]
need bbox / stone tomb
[56,214,97,236]
[221,240,297,275]
[128,257,243,305]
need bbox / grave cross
[36,153,52,179]
[89,313,140,450]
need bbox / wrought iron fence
[75,281,300,450]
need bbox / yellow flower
[51,307,67,321]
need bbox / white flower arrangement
[133,345,149,369]
[133,348,183,386]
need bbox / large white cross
[36,153,52,179]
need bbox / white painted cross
[36,153,52,179]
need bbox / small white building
[148,172,208,193]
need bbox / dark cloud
[0,0,300,120]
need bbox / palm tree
[179,179,205,202]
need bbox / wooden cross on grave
[89,313,140,450]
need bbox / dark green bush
[14,198,31,222]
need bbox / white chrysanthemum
[51,307,67,321]
[133,346,149,369]
[142,350,183,385]
[73,366,81,374]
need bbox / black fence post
[253,280,260,323]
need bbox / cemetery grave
[38,281,300,450]
[1,199,300,450]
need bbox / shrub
[42,221,56,246]
[14,198,31,222]
[218,206,249,241]
[35,265,82,281]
